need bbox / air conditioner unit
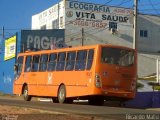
[110,28,118,34]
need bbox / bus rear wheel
[23,86,32,101]
[58,85,66,103]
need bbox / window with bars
[140,30,148,37]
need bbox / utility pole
[133,0,138,49]
[1,26,4,50]
[81,28,84,46]
[2,26,4,41]
[157,59,159,84]
[58,2,60,29]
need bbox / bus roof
[17,44,135,56]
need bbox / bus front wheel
[58,85,66,103]
[23,85,32,101]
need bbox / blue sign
[21,29,65,52]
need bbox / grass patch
[137,82,144,89]
[147,82,160,91]
[153,86,160,91]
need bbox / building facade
[32,0,160,53]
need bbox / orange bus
[13,44,137,105]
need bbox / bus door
[24,55,39,94]
[31,55,45,95]
[100,47,136,92]
[24,55,35,93]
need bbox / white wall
[32,1,64,30]
[138,14,160,52]
[65,1,133,48]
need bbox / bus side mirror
[14,65,18,73]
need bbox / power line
[0,0,136,45]
[2,0,159,49]
[148,0,160,15]
[139,2,160,6]
[116,0,132,7]
[138,0,160,15]
[139,8,160,12]
[104,0,114,5]
[1,0,133,41]
[63,0,133,39]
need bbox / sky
[0,0,160,38]
[0,0,59,38]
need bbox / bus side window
[65,51,76,71]
[75,50,87,71]
[16,56,24,75]
[32,55,40,72]
[39,54,48,72]
[56,52,66,71]
[24,56,32,72]
[86,49,94,70]
[47,53,57,71]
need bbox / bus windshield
[101,47,134,66]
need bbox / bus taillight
[95,73,101,88]
[130,80,136,91]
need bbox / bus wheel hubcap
[24,90,28,97]
[60,89,64,99]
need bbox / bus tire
[23,85,32,101]
[58,85,66,103]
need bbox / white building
[32,0,160,53]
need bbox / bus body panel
[94,45,137,99]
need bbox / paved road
[0,96,160,120]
